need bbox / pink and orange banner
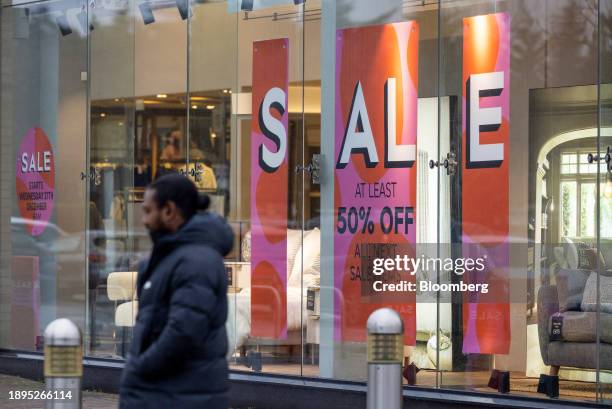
[250,38,289,339]
[461,13,511,355]
[334,22,419,345]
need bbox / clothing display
[187,162,217,190]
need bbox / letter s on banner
[258,87,287,172]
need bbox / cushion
[549,310,612,344]
[563,237,579,270]
[107,271,137,301]
[286,229,303,276]
[289,228,321,288]
[582,272,612,313]
[553,246,569,269]
[602,241,612,269]
[241,231,251,262]
[576,242,607,270]
[556,268,589,312]
[115,301,138,327]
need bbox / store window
[3,0,612,404]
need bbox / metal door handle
[296,154,321,185]
[80,167,101,186]
[429,152,457,176]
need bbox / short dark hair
[149,174,209,220]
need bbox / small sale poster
[15,127,55,236]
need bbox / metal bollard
[366,308,404,409]
[44,318,83,409]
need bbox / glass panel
[319,0,439,386]
[598,0,612,401]
[301,0,321,378]
[0,0,88,350]
[441,0,598,402]
[187,0,240,370]
[86,0,138,358]
[231,0,305,376]
[85,0,188,359]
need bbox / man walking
[119,174,233,409]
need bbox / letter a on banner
[334,22,419,346]
[251,38,289,339]
[461,13,510,355]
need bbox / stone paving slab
[0,374,119,409]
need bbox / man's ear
[161,201,175,220]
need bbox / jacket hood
[158,212,234,256]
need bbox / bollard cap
[367,308,403,335]
[367,308,404,364]
[44,318,81,346]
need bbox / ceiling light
[139,2,155,25]
[56,14,72,36]
[156,94,167,98]
[176,0,192,20]
[241,0,253,11]
[76,8,94,35]
[192,105,198,109]
[206,105,215,110]
[100,113,107,117]
[222,89,228,94]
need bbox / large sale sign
[334,22,419,345]
[250,38,289,339]
[15,127,55,236]
[461,13,511,355]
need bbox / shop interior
[3,0,612,404]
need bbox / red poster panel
[461,13,511,355]
[250,38,289,339]
[334,22,419,345]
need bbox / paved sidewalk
[0,374,119,409]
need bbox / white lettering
[337,81,379,168]
[385,78,415,168]
[467,71,504,168]
[258,87,287,173]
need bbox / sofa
[538,267,612,376]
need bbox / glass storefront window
[3,0,612,404]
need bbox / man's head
[142,174,199,240]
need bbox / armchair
[537,268,612,396]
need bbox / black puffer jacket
[119,212,233,409]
